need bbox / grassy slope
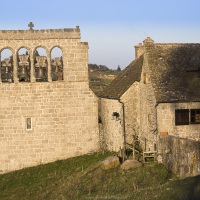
[0,152,200,200]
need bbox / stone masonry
[100,38,200,179]
[159,135,200,178]
[0,24,99,174]
[100,49,158,153]
[157,102,200,140]
[100,98,124,152]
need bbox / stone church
[1,24,200,178]
[0,23,99,174]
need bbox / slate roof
[101,40,200,102]
[147,43,200,102]
[100,55,143,99]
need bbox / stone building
[0,23,99,173]
[1,22,200,178]
[100,37,200,157]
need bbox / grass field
[0,152,200,200]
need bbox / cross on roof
[28,22,34,30]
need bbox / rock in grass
[100,156,120,170]
[121,159,142,170]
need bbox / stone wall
[0,82,99,173]
[100,98,124,152]
[100,52,158,153]
[159,135,200,178]
[134,43,144,59]
[119,52,158,152]
[0,27,88,83]
[157,102,200,140]
[100,71,157,153]
[0,27,99,174]
[138,53,158,152]
[0,28,80,40]
[121,83,140,145]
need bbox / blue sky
[0,0,200,69]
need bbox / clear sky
[0,0,200,69]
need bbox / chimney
[134,43,144,59]
[143,37,154,47]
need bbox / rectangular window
[175,109,189,125]
[143,73,146,84]
[26,117,32,130]
[191,109,200,124]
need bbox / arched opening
[51,47,63,81]
[34,47,48,82]
[17,48,30,82]
[0,48,13,83]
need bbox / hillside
[88,64,121,96]
[0,152,200,200]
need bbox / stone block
[120,159,142,170]
[100,156,120,170]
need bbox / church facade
[0,24,99,173]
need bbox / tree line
[88,63,121,71]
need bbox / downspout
[98,98,103,151]
[118,99,126,162]
[155,102,159,152]
[152,102,159,154]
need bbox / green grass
[0,152,200,200]
[0,152,112,200]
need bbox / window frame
[175,109,189,125]
[190,109,200,124]
[25,117,32,131]
[175,109,200,126]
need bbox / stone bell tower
[0,23,99,174]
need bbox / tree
[117,65,121,71]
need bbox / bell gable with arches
[0,23,98,174]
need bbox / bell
[19,66,29,81]
[52,65,59,81]
[36,67,46,81]
[55,64,59,73]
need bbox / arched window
[51,47,63,81]
[17,48,30,82]
[34,47,48,82]
[0,48,13,83]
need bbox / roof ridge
[100,55,144,99]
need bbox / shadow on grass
[168,175,200,200]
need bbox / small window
[154,143,157,151]
[191,109,200,124]
[175,109,189,125]
[26,117,32,130]
[143,73,146,84]
[112,112,120,120]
